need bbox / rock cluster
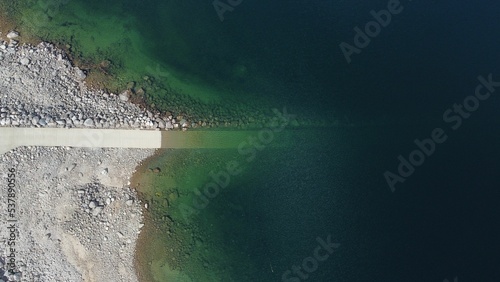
[0,38,191,131]
[65,182,144,265]
[0,145,153,282]
[0,31,155,282]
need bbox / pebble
[20,58,30,65]
[75,68,86,80]
[119,91,129,102]
[92,206,103,216]
[83,118,94,127]
[6,31,19,39]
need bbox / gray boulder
[119,91,130,102]
[83,118,94,127]
[6,31,19,39]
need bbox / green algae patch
[3,0,280,108]
[132,148,260,281]
[132,128,301,281]
[0,1,339,127]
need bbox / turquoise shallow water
[134,123,500,281]
[5,0,500,281]
[10,0,343,122]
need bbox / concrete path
[0,128,160,155]
[0,128,270,155]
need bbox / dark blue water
[114,0,500,121]
[193,1,500,281]
[234,124,500,282]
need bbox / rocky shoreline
[0,34,191,131]
[0,32,163,281]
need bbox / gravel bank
[0,36,190,130]
[0,33,157,281]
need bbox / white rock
[75,68,86,80]
[20,58,30,65]
[119,91,130,102]
[6,31,19,39]
[92,206,103,216]
[165,121,174,129]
